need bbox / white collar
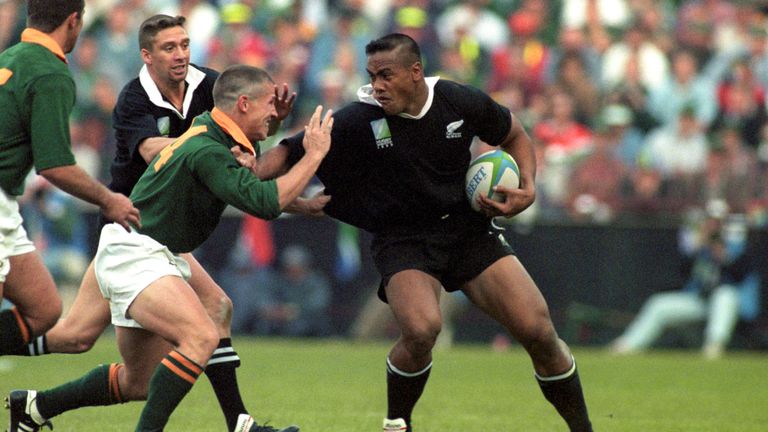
[356,76,439,119]
[138,64,206,119]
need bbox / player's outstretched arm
[40,164,141,231]
[274,105,333,209]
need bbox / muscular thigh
[183,253,226,306]
[4,252,59,314]
[385,270,443,336]
[462,255,552,337]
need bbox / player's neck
[404,80,429,116]
[158,79,186,112]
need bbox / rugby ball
[465,149,520,212]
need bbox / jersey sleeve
[190,144,282,220]
[112,85,161,162]
[29,73,77,171]
[278,130,306,168]
[449,82,512,146]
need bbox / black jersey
[109,64,218,196]
[280,78,511,233]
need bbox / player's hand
[286,190,331,216]
[303,105,333,160]
[274,83,297,121]
[231,145,258,175]
[102,192,141,231]
[477,182,535,218]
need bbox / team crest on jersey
[370,118,393,149]
[157,116,170,136]
[446,120,464,139]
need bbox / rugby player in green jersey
[8,65,332,432]
[6,14,304,432]
[0,0,139,363]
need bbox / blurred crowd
[3,0,768,227]
[4,0,768,334]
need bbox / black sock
[26,335,48,356]
[0,307,31,355]
[536,357,593,432]
[205,338,247,431]
[386,357,432,430]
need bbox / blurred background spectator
[610,200,761,359]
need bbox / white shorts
[0,188,36,283]
[94,223,191,328]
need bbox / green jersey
[130,108,280,253]
[0,28,77,196]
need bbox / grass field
[1,336,767,431]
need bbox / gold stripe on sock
[109,363,124,403]
[161,358,198,385]
[169,351,204,375]
[11,307,30,344]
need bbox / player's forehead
[366,50,406,74]
[151,26,189,48]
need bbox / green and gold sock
[136,351,203,432]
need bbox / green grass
[1,336,767,431]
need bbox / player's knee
[516,319,559,353]
[27,298,63,335]
[401,320,441,356]
[181,322,219,362]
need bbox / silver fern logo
[157,117,170,136]
[446,119,464,138]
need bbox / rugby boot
[234,414,299,432]
[382,417,408,431]
[5,390,52,432]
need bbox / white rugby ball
[465,149,520,212]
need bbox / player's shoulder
[434,78,489,102]
[190,64,219,84]
[333,101,384,124]
[115,77,150,109]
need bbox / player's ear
[66,11,81,30]
[410,61,423,81]
[236,94,249,113]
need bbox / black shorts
[371,219,515,302]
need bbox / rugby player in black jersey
[256,33,594,432]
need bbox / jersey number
[0,68,12,85]
[153,125,207,171]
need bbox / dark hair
[213,64,274,109]
[365,33,421,66]
[27,0,84,32]
[139,14,186,51]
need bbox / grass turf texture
[1,337,766,431]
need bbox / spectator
[599,103,645,168]
[647,49,718,129]
[566,125,630,223]
[435,0,509,55]
[90,1,142,90]
[552,52,602,125]
[611,200,761,359]
[488,1,549,94]
[601,23,670,93]
[710,58,767,149]
[249,245,333,337]
[641,105,709,179]
[206,2,272,71]
[697,126,759,214]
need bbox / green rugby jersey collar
[210,108,256,156]
[20,28,67,63]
